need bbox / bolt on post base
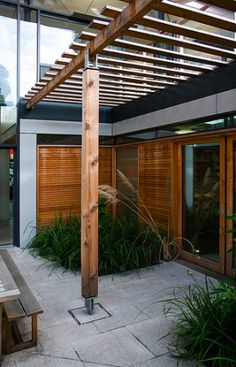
[84,297,95,315]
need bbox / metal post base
[84,297,95,315]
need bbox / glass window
[0,106,17,141]
[0,148,14,245]
[40,16,83,66]
[0,3,17,106]
[233,142,236,268]
[20,8,37,97]
[183,143,220,262]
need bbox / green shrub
[28,212,81,270]
[28,199,161,274]
[164,278,236,367]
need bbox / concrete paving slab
[74,327,154,366]
[83,363,117,367]
[70,303,111,325]
[96,289,134,311]
[93,305,148,333]
[16,354,83,367]
[126,316,174,356]
[133,355,202,367]
[1,249,208,367]
[135,299,166,319]
[39,320,99,359]
[1,361,17,367]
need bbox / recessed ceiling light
[175,129,195,135]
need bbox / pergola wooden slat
[24,0,236,313]
[26,0,236,108]
[202,0,236,12]
[80,29,233,63]
[101,6,236,49]
[85,27,229,65]
[153,0,236,32]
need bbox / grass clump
[28,199,160,275]
[165,278,236,367]
[99,170,197,261]
[28,213,81,270]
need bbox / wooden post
[81,67,99,309]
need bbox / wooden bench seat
[0,250,43,354]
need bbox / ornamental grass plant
[28,199,161,274]
[164,278,236,367]
[99,169,197,262]
[29,170,197,274]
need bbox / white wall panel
[20,119,112,136]
[19,133,36,247]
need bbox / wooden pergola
[25,0,236,313]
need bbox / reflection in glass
[233,142,236,269]
[116,147,138,217]
[0,106,17,142]
[0,149,14,245]
[20,8,37,97]
[0,5,17,106]
[183,143,220,262]
[40,16,83,66]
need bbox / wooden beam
[154,0,236,32]
[24,96,120,107]
[125,28,236,59]
[27,0,158,109]
[139,16,236,49]
[100,48,213,72]
[32,85,148,97]
[47,65,173,87]
[27,90,135,102]
[97,56,198,77]
[81,68,99,300]
[77,33,223,69]
[202,0,236,12]
[26,92,130,103]
[41,72,163,90]
[70,42,202,76]
[88,0,158,56]
[88,24,228,66]
[54,59,177,86]
[35,79,154,93]
[99,7,236,49]
[111,38,228,65]
[27,48,86,109]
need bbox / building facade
[0,0,236,277]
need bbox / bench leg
[0,303,3,359]
[31,315,38,347]
[5,319,12,354]
[5,315,38,354]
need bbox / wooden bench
[0,250,43,354]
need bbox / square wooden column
[81,67,99,305]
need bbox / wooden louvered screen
[37,146,113,226]
[139,141,172,227]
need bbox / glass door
[178,137,225,273]
[0,147,15,246]
[226,136,236,277]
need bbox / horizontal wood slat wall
[139,141,172,227]
[37,146,112,226]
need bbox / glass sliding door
[179,137,225,273]
[0,148,14,245]
[226,136,236,277]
